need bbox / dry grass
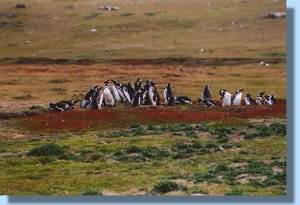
[0,0,286,60]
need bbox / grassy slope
[0,0,286,60]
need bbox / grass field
[0,0,286,196]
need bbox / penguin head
[92,85,99,91]
[219,89,226,97]
[258,91,265,97]
[235,88,244,94]
[271,95,276,103]
[150,81,155,86]
[246,93,251,97]
[71,100,77,105]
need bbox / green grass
[0,121,286,195]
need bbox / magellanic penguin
[134,78,142,91]
[132,88,143,106]
[256,91,265,105]
[219,89,232,107]
[126,82,135,101]
[148,81,160,106]
[264,94,276,105]
[199,85,216,107]
[80,85,100,109]
[174,96,192,105]
[232,88,244,106]
[122,84,132,103]
[111,80,126,103]
[98,80,115,109]
[142,80,152,105]
[244,93,256,105]
[49,100,77,112]
[110,80,122,102]
[163,83,175,106]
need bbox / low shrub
[27,144,65,156]
[151,180,180,194]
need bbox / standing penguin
[219,89,232,107]
[199,85,215,107]
[256,91,265,105]
[244,93,256,105]
[132,88,143,107]
[126,82,135,101]
[142,80,152,105]
[122,84,132,103]
[163,83,175,106]
[134,78,142,91]
[111,80,127,103]
[264,94,276,105]
[110,80,122,102]
[148,81,160,106]
[80,85,100,109]
[98,80,115,108]
[232,88,244,106]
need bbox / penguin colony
[49,79,276,112]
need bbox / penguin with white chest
[110,80,122,102]
[98,80,115,109]
[219,89,232,107]
[231,88,244,106]
[264,94,276,105]
[244,93,256,105]
[148,81,160,106]
[256,91,265,105]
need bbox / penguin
[142,80,152,105]
[80,86,99,109]
[232,88,244,106]
[256,91,265,105]
[134,78,142,91]
[110,80,122,102]
[122,84,132,103]
[219,89,232,107]
[199,85,215,107]
[126,82,135,100]
[163,83,175,106]
[111,80,126,102]
[132,88,143,106]
[148,81,160,106]
[264,94,276,105]
[244,93,256,105]
[174,96,192,105]
[49,100,77,112]
[98,81,115,108]
[90,87,101,109]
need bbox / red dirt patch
[20,100,286,132]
